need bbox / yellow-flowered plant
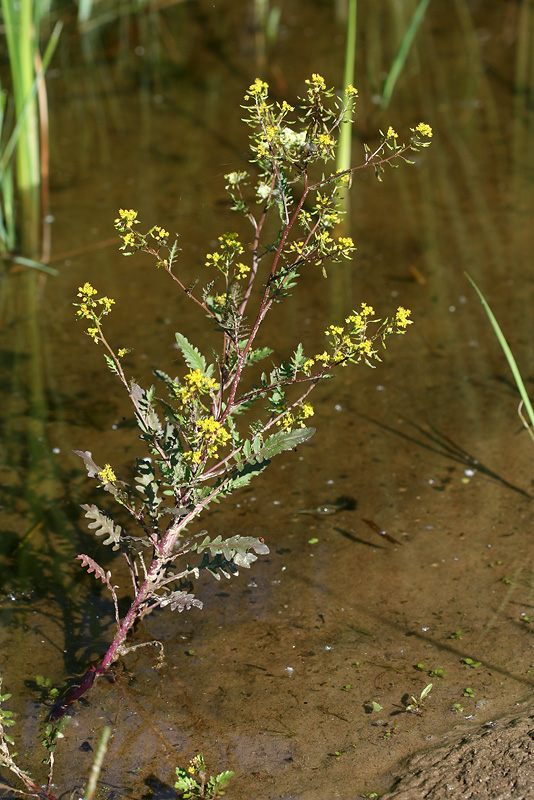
[68,76,432,709]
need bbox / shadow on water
[362,413,532,498]
[2,1,534,798]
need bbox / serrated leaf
[193,533,269,566]
[175,333,213,376]
[73,450,102,479]
[80,504,123,550]
[77,554,117,599]
[158,591,203,612]
[104,353,120,377]
[224,460,270,491]
[246,426,315,464]
[237,340,273,366]
[131,382,164,436]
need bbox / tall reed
[0,0,61,260]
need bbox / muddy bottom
[382,702,534,799]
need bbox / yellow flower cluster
[174,369,219,404]
[395,306,413,328]
[386,126,398,139]
[121,232,136,249]
[345,84,358,97]
[236,262,251,279]
[186,416,231,462]
[115,208,138,228]
[303,303,382,371]
[98,464,116,485]
[151,225,169,241]
[345,302,375,332]
[277,402,315,433]
[205,233,245,276]
[245,78,269,98]
[317,132,335,150]
[415,122,433,138]
[75,284,116,342]
[306,73,326,91]
[336,236,355,257]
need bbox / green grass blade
[380,0,431,110]
[336,0,357,174]
[0,19,62,175]
[466,272,534,432]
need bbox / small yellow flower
[395,306,413,328]
[76,303,92,319]
[386,126,398,139]
[117,348,130,358]
[306,73,326,90]
[116,209,138,227]
[325,324,344,336]
[245,78,269,98]
[344,84,358,97]
[77,282,97,298]
[301,403,314,419]
[361,302,374,317]
[98,464,116,485]
[276,412,294,432]
[415,122,432,138]
[236,262,251,279]
[314,351,331,364]
[151,225,169,241]
[121,232,136,249]
[317,132,334,149]
[98,296,115,314]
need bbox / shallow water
[2,1,534,798]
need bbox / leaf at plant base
[81,504,123,550]
[77,554,117,598]
[175,332,214,377]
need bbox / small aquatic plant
[0,73,432,799]
[60,75,432,716]
[175,753,233,799]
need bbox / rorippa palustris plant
[59,74,431,717]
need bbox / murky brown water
[2,1,534,798]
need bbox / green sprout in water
[462,658,482,669]
[175,753,233,799]
[404,683,432,714]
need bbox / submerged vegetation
[0,74,431,796]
